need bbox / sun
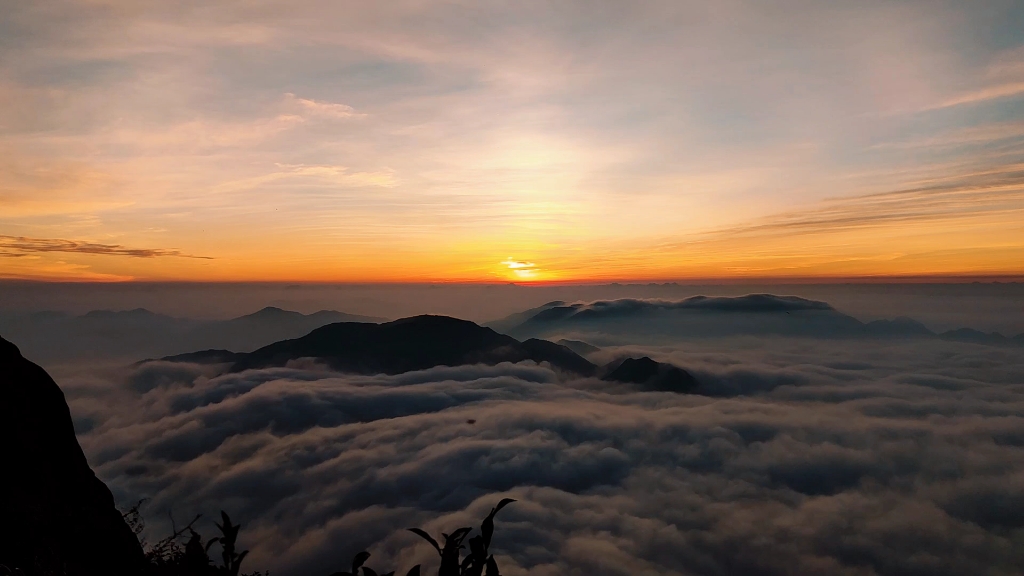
[500,258,540,280]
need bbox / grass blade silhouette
[407,529,441,557]
[481,499,515,550]
[352,551,371,574]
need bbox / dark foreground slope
[232,315,597,376]
[0,336,144,575]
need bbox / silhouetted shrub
[332,498,515,576]
[119,503,264,576]
[118,499,514,576]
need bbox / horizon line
[2,274,1023,286]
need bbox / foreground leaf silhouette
[330,499,514,576]
[208,512,249,576]
[328,551,419,576]
[408,499,515,576]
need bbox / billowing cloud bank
[61,336,1024,576]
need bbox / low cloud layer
[56,334,1024,576]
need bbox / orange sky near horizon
[2,1,1024,283]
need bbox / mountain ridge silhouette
[230,314,598,376]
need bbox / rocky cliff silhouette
[0,336,144,575]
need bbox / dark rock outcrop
[603,356,699,393]
[231,315,597,376]
[0,336,145,575]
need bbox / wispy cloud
[924,47,1024,110]
[211,164,400,195]
[693,163,1024,240]
[928,81,1024,110]
[283,93,363,120]
[869,122,1024,151]
[0,236,212,259]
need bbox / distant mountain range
[487,294,1024,345]
[0,307,385,364]
[4,293,1019,371]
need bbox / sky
[2,0,1024,282]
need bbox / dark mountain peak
[520,338,598,376]
[940,328,1008,344]
[604,356,699,393]
[523,294,836,325]
[529,306,580,322]
[307,309,346,319]
[242,306,297,319]
[606,356,660,382]
[388,313,481,329]
[238,306,344,322]
[81,308,159,319]
[234,307,383,324]
[557,339,601,355]
[864,316,934,337]
[659,294,834,313]
[498,294,896,342]
[301,314,504,346]
[0,335,145,574]
[231,315,595,376]
[484,301,576,333]
[151,349,245,365]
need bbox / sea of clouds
[51,331,1024,576]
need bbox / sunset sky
[2,0,1024,282]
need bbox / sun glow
[501,258,541,280]
[2,2,1024,283]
